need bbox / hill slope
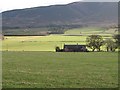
[2,2,118,29]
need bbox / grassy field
[2,35,87,51]
[3,28,49,35]
[2,51,118,88]
[2,27,117,51]
[2,35,113,51]
[2,27,118,88]
[3,27,117,35]
[64,27,117,35]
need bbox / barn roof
[64,44,86,49]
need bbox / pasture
[2,27,118,88]
[2,51,118,88]
[2,27,116,51]
[64,27,117,35]
[2,35,87,51]
[2,35,113,51]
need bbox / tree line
[86,34,120,52]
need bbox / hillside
[2,2,118,29]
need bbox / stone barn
[64,44,87,52]
[56,44,88,52]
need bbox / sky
[0,0,81,12]
[0,0,119,12]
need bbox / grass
[3,28,49,35]
[2,27,118,88]
[2,35,87,51]
[2,27,116,51]
[65,27,104,34]
[64,27,117,35]
[2,35,112,51]
[2,51,118,88]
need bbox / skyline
[0,0,119,12]
[0,0,81,12]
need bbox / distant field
[3,28,49,35]
[65,27,104,34]
[2,35,86,51]
[3,27,118,36]
[2,35,113,51]
[2,27,117,51]
[64,27,118,35]
[2,51,118,88]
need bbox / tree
[86,35,104,51]
[104,39,117,52]
[55,46,60,52]
[0,33,4,40]
[113,34,120,48]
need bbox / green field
[2,35,113,51]
[3,27,118,35]
[3,28,49,35]
[2,27,118,88]
[2,27,117,51]
[64,27,117,35]
[2,51,118,88]
[2,35,87,51]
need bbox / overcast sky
[0,0,119,12]
[0,0,81,12]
